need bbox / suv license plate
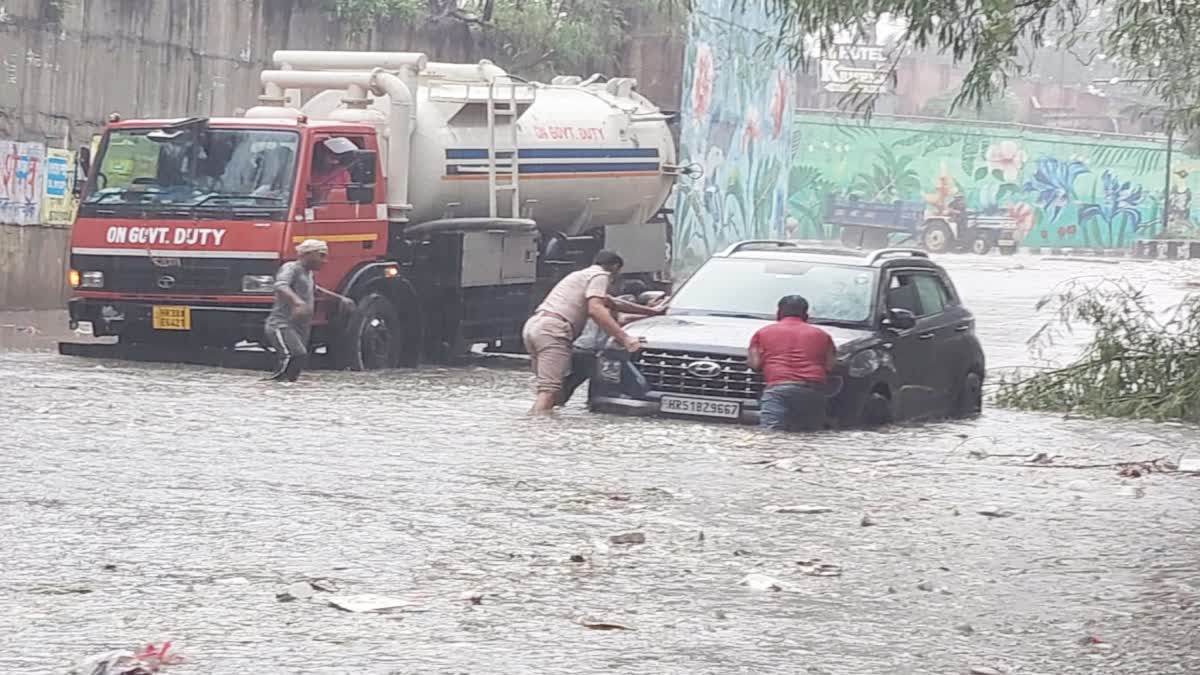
[659,395,741,419]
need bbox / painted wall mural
[0,140,46,225]
[673,0,795,273]
[785,113,1191,249]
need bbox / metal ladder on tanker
[485,82,521,219]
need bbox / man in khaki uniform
[522,250,662,414]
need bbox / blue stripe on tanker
[445,162,660,175]
[445,147,660,160]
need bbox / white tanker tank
[252,52,678,238]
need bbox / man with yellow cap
[263,239,354,381]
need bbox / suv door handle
[918,332,935,340]
[955,325,970,332]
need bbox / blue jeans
[760,382,827,432]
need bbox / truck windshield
[83,127,299,210]
[667,258,876,324]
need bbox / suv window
[884,270,953,317]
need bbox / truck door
[294,133,386,294]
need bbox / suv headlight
[79,271,104,288]
[242,274,274,293]
[597,356,623,382]
[847,349,882,378]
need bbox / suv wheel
[953,371,983,418]
[858,387,893,427]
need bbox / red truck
[65,51,678,368]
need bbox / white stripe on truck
[71,248,279,259]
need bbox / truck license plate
[659,395,741,419]
[152,306,191,331]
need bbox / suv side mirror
[881,308,916,331]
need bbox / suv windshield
[668,258,876,323]
[83,127,299,211]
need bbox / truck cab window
[309,136,362,206]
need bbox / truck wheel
[970,234,993,256]
[839,226,864,248]
[921,220,953,253]
[340,292,403,371]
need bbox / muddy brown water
[1,254,1199,674]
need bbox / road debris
[69,643,181,675]
[968,667,1003,675]
[577,616,633,630]
[276,581,317,602]
[917,580,936,592]
[739,573,785,591]
[977,508,1014,518]
[956,623,976,636]
[325,594,419,613]
[860,514,876,527]
[797,560,842,577]
[569,554,586,563]
[609,531,646,545]
[459,590,484,605]
[769,505,834,515]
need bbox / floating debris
[739,573,785,591]
[325,594,419,613]
[609,531,646,545]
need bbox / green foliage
[753,0,1200,139]
[334,0,638,77]
[850,143,921,200]
[996,279,1200,422]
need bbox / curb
[1025,247,1131,258]
[1131,239,1200,261]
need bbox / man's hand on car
[621,334,643,352]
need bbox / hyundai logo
[156,275,176,290]
[686,360,722,379]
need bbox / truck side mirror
[73,145,91,198]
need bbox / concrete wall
[0,0,684,309]
[1,222,69,308]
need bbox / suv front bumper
[590,391,763,424]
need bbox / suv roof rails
[720,240,798,255]
[866,248,930,263]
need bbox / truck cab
[68,116,387,355]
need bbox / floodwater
[2,254,1199,674]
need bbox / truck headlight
[242,275,274,293]
[847,349,882,378]
[598,356,623,382]
[79,271,104,288]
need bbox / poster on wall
[0,140,47,225]
[673,0,796,273]
[42,148,76,226]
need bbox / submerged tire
[859,388,893,427]
[953,371,984,418]
[338,292,403,371]
[970,234,994,256]
[840,226,864,248]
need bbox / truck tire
[839,226,864,248]
[339,292,403,371]
[970,233,993,256]
[921,220,953,253]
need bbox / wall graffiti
[673,0,795,273]
[785,113,1185,249]
[0,140,46,225]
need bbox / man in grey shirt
[263,239,353,382]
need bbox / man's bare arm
[316,286,354,304]
[589,297,640,352]
[747,345,763,371]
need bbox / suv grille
[633,349,763,400]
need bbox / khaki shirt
[535,265,612,337]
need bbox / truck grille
[72,255,278,295]
[633,349,763,400]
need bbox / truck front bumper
[68,296,272,346]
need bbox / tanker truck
[64,51,680,369]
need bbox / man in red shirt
[747,295,836,431]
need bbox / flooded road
[2,254,1199,674]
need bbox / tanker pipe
[423,59,508,81]
[260,69,414,223]
[403,217,537,237]
[273,50,428,73]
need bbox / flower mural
[690,43,714,121]
[784,113,1184,250]
[1023,157,1089,224]
[673,0,795,273]
[985,141,1026,182]
[1079,170,1147,247]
